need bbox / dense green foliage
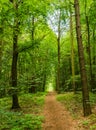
[0,0,96,94]
[0,0,96,124]
[57,92,96,129]
[0,92,45,130]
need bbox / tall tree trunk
[11,0,20,109]
[86,16,92,91]
[70,4,76,93]
[29,15,35,93]
[57,10,61,92]
[11,33,20,109]
[91,26,96,90]
[74,0,92,116]
[84,1,92,91]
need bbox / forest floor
[42,91,96,130]
[0,92,96,130]
[42,92,81,130]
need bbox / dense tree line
[0,0,96,116]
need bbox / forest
[0,0,96,129]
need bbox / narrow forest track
[42,92,80,130]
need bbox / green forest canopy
[0,0,96,116]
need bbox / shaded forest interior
[0,0,96,129]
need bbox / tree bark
[91,26,96,90]
[84,1,93,91]
[57,10,61,92]
[11,0,20,109]
[29,15,36,93]
[70,4,76,93]
[11,33,20,109]
[74,0,92,116]
[86,16,92,91]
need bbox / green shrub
[0,109,44,130]
[0,92,46,130]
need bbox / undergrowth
[57,92,83,117]
[57,92,96,130]
[0,92,46,130]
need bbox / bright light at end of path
[47,83,54,92]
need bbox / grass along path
[0,92,46,130]
[57,92,96,130]
[1,92,96,130]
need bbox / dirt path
[42,92,79,130]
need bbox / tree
[88,0,96,91]
[48,0,69,92]
[74,0,92,116]
[57,9,61,92]
[11,0,20,109]
[84,0,92,91]
[69,2,76,93]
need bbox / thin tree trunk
[84,1,93,91]
[57,10,61,92]
[70,4,76,93]
[86,16,92,91]
[91,26,96,90]
[74,0,92,116]
[11,0,20,109]
[29,15,35,93]
[11,33,20,109]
